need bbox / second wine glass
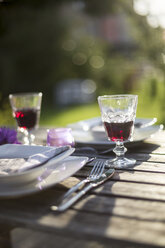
[98,94,138,168]
[9,92,42,145]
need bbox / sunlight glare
[134,0,165,28]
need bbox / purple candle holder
[47,128,75,147]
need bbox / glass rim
[47,128,71,133]
[98,94,138,100]
[9,92,43,98]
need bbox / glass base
[105,157,136,169]
[23,133,35,145]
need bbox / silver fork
[63,160,105,199]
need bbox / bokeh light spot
[89,55,104,69]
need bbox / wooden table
[1,130,165,248]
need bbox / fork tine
[89,160,99,176]
[90,160,105,179]
[98,161,105,177]
[95,161,105,177]
[89,160,101,176]
[92,161,102,176]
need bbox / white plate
[0,156,88,198]
[68,117,157,131]
[0,145,75,187]
[72,125,163,147]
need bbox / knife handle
[63,178,89,198]
[61,157,95,198]
[51,183,93,212]
[51,168,115,212]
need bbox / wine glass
[98,94,138,168]
[9,92,42,145]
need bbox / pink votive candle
[47,128,75,147]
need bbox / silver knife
[51,168,115,212]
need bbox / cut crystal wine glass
[98,94,138,168]
[9,92,42,145]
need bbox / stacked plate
[68,117,163,147]
[0,144,88,198]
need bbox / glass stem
[28,131,32,145]
[113,141,127,160]
[23,130,35,145]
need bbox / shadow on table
[49,165,158,248]
[128,141,160,154]
[0,166,153,248]
[0,141,157,248]
[47,144,158,248]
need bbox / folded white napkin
[0,144,72,175]
[0,144,55,159]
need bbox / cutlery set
[51,159,115,212]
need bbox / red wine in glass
[14,108,39,130]
[103,121,133,142]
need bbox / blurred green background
[0,0,165,127]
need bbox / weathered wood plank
[96,180,165,201]
[130,143,165,155]
[12,227,128,248]
[57,177,165,201]
[87,152,165,163]
[0,178,165,215]
[72,195,165,221]
[76,164,165,185]
[112,170,165,185]
[99,153,165,164]
[116,161,165,173]
[126,162,165,173]
[3,190,165,222]
[0,206,165,247]
[131,153,165,163]
[78,161,165,175]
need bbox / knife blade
[51,168,115,212]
